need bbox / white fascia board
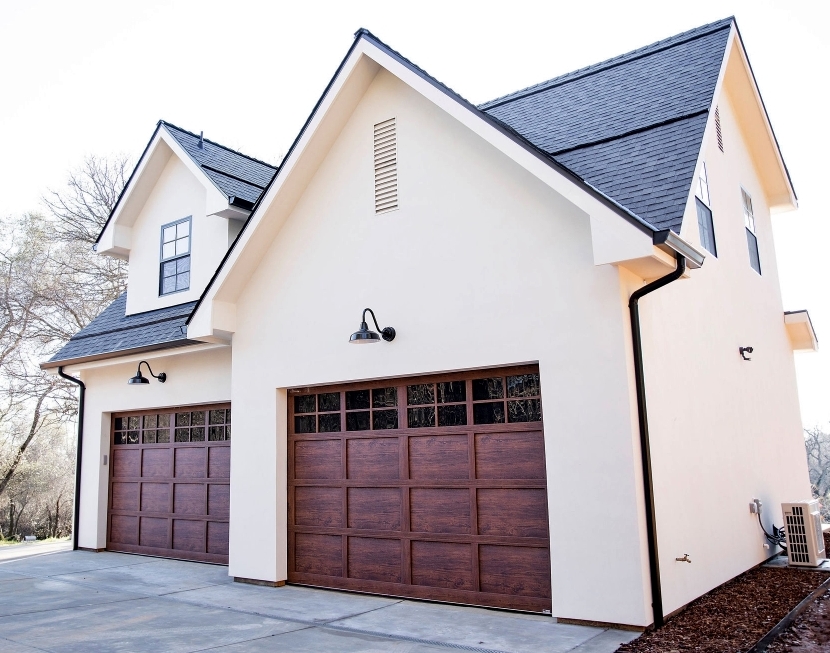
[188,37,670,339]
[97,127,229,258]
[784,310,819,352]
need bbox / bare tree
[805,426,830,521]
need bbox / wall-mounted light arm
[350,308,396,344]
[128,360,167,385]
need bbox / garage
[107,403,231,563]
[288,366,551,612]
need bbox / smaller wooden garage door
[288,365,551,612]
[108,403,231,564]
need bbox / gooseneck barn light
[128,361,167,385]
[349,308,396,344]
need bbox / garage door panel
[295,533,343,576]
[408,435,469,480]
[296,487,344,527]
[348,537,402,583]
[347,438,400,480]
[112,448,140,478]
[141,482,171,513]
[294,440,342,479]
[347,488,401,530]
[475,431,546,479]
[411,541,474,590]
[108,405,230,564]
[410,488,471,534]
[477,488,549,538]
[288,366,550,612]
[479,545,551,598]
[110,514,138,545]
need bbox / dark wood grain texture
[287,366,551,612]
[107,403,230,564]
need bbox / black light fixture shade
[128,361,167,385]
[349,308,395,344]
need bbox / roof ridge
[160,120,278,170]
[479,17,733,110]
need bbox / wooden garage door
[107,403,231,564]
[288,366,551,612]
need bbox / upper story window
[160,217,191,295]
[695,162,716,256]
[741,189,761,275]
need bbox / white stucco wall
[639,89,810,616]
[124,155,232,315]
[226,68,652,625]
[73,346,231,551]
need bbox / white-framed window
[695,162,716,256]
[159,217,191,295]
[741,188,761,274]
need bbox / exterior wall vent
[715,107,724,153]
[374,118,398,214]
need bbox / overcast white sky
[1,0,827,426]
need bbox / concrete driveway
[0,549,638,653]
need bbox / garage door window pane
[347,411,370,431]
[319,414,341,432]
[176,412,190,427]
[143,430,157,444]
[191,411,205,426]
[372,387,398,408]
[175,428,189,442]
[407,384,435,405]
[295,415,316,434]
[437,381,466,403]
[438,404,467,427]
[346,390,370,410]
[506,374,540,398]
[473,402,505,424]
[318,393,340,412]
[408,406,435,428]
[507,399,542,423]
[373,409,398,430]
[473,378,503,400]
[294,395,316,414]
[190,427,205,441]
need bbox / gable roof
[162,122,278,208]
[45,293,199,366]
[481,18,733,232]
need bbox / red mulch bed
[617,532,830,653]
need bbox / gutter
[629,251,688,629]
[58,367,85,551]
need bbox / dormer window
[160,217,191,295]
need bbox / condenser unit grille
[785,506,810,564]
[374,118,398,214]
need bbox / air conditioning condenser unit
[782,500,826,567]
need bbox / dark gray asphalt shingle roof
[162,122,277,204]
[48,293,199,364]
[481,18,732,232]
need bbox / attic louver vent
[715,107,724,153]
[374,118,398,213]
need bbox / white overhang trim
[784,310,818,352]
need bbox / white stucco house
[43,17,818,628]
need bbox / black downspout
[629,251,686,629]
[58,367,85,551]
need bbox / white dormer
[95,122,276,315]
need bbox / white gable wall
[640,82,809,615]
[226,68,653,626]
[124,154,232,315]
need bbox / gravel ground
[617,555,830,652]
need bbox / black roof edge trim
[550,109,710,157]
[729,19,797,200]
[229,196,255,211]
[185,30,369,327]
[94,122,164,244]
[67,311,193,343]
[42,339,204,370]
[186,27,658,327]
[480,18,734,110]
[201,164,269,190]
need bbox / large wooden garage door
[108,403,231,564]
[288,366,551,612]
